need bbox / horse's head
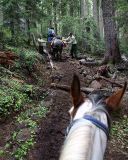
[60,74,127,160]
[69,74,127,121]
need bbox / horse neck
[60,100,108,160]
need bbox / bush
[6,46,38,70]
[0,79,31,117]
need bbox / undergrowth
[0,78,31,117]
[0,102,48,159]
[111,115,128,151]
[6,46,38,70]
[0,46,48,159]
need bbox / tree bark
[54,8,57,34]
[0,5,3,26]
[102,0,121,64]
[93,0,104,38]
[53,2,57,34]
[81,0,88,18]
[69,2,74,17]
[99,2,104,38]
[93,0,99,25]
[26,19,31,45]
[10,20,15,40]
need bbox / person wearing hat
[65,32,77,59]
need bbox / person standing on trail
[37,36,46,55]
[65,32,77,59]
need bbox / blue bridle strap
[66,115,109,139]
[83,115,109,139]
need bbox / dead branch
[50,83,110,94]
[31,33,38,51]
[44,49,54,69]
[95,76,123,88]
[80,61,99,66]
[0,66,21,78]
[50,83,71,92]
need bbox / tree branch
[50,83,111,94]
[95,76,123,88]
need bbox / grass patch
[0,78,31,117]
[6,46,39,70]
[111,115,128,150]
[2,102,48,159]
[0,45,48,159]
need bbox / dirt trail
[28,59,87,160]
[28,58,128,160]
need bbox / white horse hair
[59,100,108,160]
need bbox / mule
[51,37,64,61]
[59,74,127,160]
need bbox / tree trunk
[102,0,121,64]
[69,2,74,17]
[0,5,3,26]
[25,0,31,45]
[53,2,57,34]
[93,0,99,24]
[99,3,104,38]
[61,0,67,34]
[93,0,104,39]
[10,20,15,40]
[81,0,88,18]
[26,19,31,45]
[53,8,57,34]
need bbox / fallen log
[95,76,123,88]
[50,83,111,94]
[44,49,54,69]
[79,60,99,66]
[117,67,128,71]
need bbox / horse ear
[71,74,84,107]
[106,82,127,110]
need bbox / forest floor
[28,53,128,160]
[0,49,128,160]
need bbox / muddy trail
[27,57,128,160]
[28,59,86,160]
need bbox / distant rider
[47,27,56,42]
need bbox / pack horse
[59,74,127,160]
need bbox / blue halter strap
[66,92,111,139]
[83,115,109,138]
[66,115,109,139]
